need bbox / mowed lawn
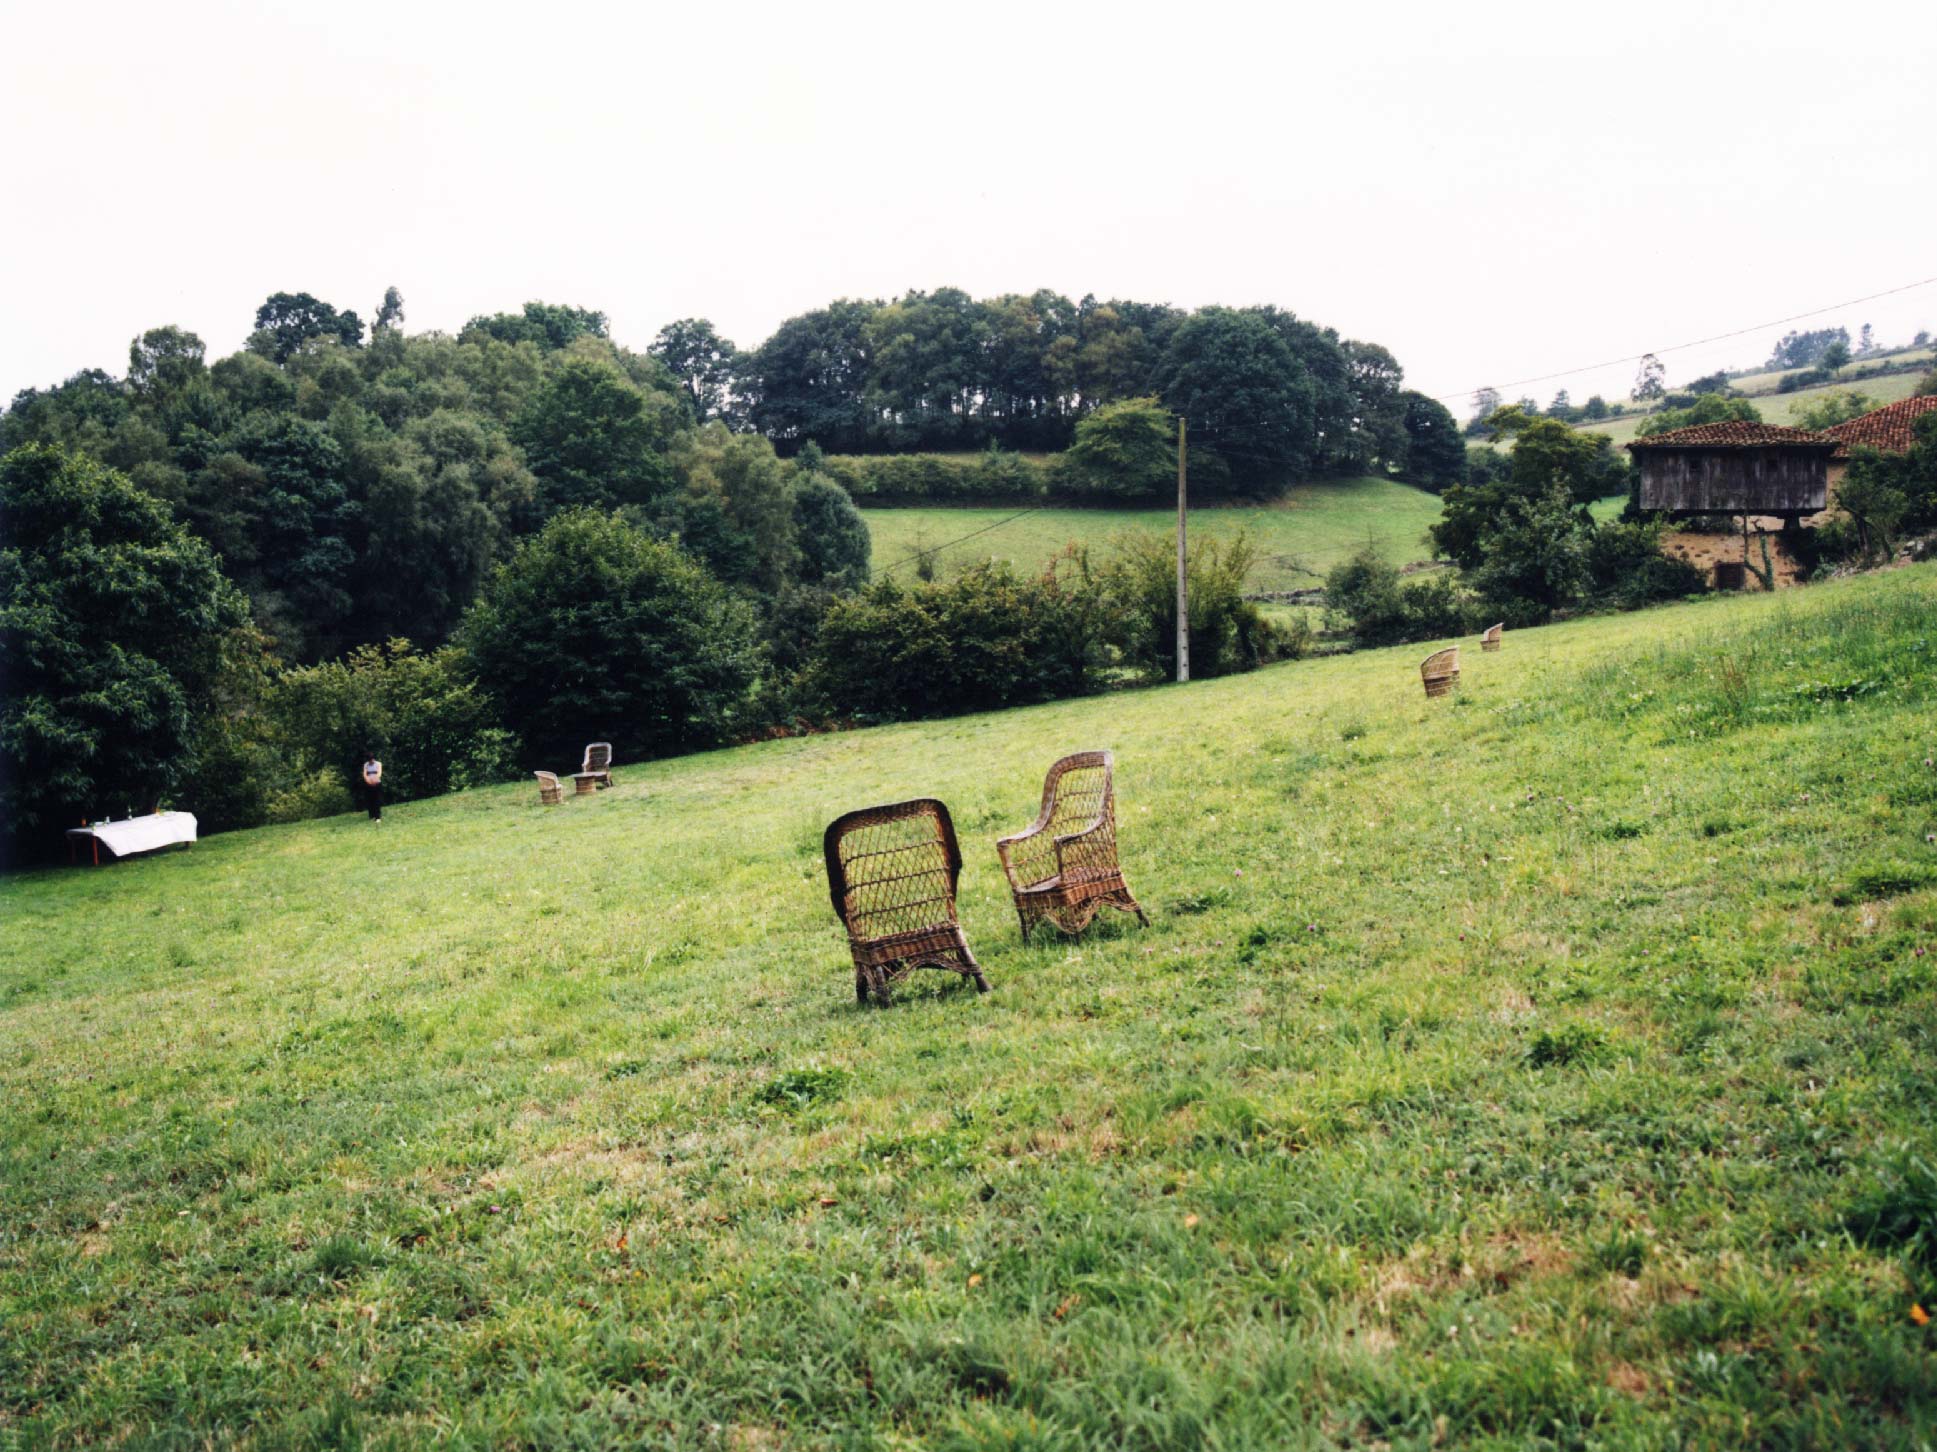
[5,569,1937,1448]
[862,476,1448,592]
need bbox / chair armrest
[1051,816,1108,874]
[995,828,1039,891]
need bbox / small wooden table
[571,772,602,796]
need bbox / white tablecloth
[68,812,198,857]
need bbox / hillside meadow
[862,476,1448,592]
[4,566,1937,1448]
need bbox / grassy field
[1577,370,1928,450]
[6,567,1937,1448]
[1726,347,1933,399]
[862,477,1449,592]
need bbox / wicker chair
[1421,646,1460,698]
[534,771,563,805]
[824,799,989,1005]
[1481,622,1503,652]
[997,751,1149,944]
[581,742,615,788]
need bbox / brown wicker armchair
[534,771,563,805]
[997,751,1149,943]
[824,798,989,1005]
[1421,646,1460,698]
[581,742,615,788]
[1481,622,1503,653]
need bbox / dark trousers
[365,783,383,819]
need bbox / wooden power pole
[1175,415,1189,683]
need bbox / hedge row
[819,451,1056,504]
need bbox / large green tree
[1397,391,1467,491]
[0,445,251,861]
[252,291,364,362]
[510,358,676,517]
[649,318,741,425]
[1156,308,1315,492]
[457,510,759,764]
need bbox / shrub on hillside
[818,451,1051,504]
[1466,486,1595,627]
[790,473,871,591]
[1324,547,1469,645]
[458,509,760,763]
[1059,397,1175,503]
[1585,520,1708,608]
[265,639,515,808]
[803,561,1102,722]
[1087,532,1289,680]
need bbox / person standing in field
[360,750,383,823]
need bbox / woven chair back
[1481,623,1503,652]
[1008,751,1116,891]
[582,742,613,773]
[824,799,965,943]
[534,770,562,804]
[1421,646,1460,698]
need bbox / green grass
[1727,347,1933,399]
[861,476,1448,592]
[6,567,1937,1448]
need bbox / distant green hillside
[862,476,1448,593]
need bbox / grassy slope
[5,569,1937,1448]
[862,477,1447,592]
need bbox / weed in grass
[751,1066,851,1110]
[1526,1023,1608,1067]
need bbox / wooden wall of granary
[1636,447,1829,515]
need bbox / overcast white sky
[4,0,1934,413]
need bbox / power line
[873,505,1044,576]
[1422,273,1937,406]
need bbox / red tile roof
[1625,420,1838,450]
[1821,395,1937,458]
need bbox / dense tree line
[0,282,1446,860]
[666,290,1455,492]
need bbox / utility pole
[1175,415,1189,683]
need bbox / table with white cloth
[66,812,198,864]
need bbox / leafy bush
[1587,520,1707,608]
[819,451,1051,504]
[266,639,514,807]
[1059,397,1174,503]
[1324,548,1468,645]
[1466,486,1595,627]
[791,472,871,590]
[1087,532,1288,680]
[804,561,1101,722]
[267,768,355,824]
[458,509,761,764]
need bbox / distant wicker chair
[1421,646,1460,698]
[534,771,563,805]
[997,751,1149,944]
[824,799,989,1005]
[581,742,615,788]
[1481,622,1503,652]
